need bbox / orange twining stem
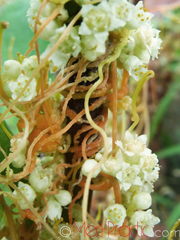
[81,108,108,160]
[70,134,103,156]
[117,68,129,100]
[101,172,121,204]
[79,178,112,191]
[58,58,86,127]
[40,190,59,216]
[56,159,81,179]
[82,129,97,161]
[73,112,105,145]
[40,96,107,147]
[108,68,129,111]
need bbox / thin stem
[112,60,117,153]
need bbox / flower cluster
[27,0,162,78]
[2,56,38,101]
[82,131,160,237]
[13,153,72,222]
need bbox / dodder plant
[0,0,162,239]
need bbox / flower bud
[13,182,36,210]
[3,60,21,79]
[54,190,72,206]
[132,192,152,210]
[82,159,101,178]
[12,153,26,168]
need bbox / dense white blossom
[116,161,143,190]
[101,151,123,177]
[116,131,151,164]
[8,73,37,101]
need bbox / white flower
[27,0,42,15]
[28,16,59,41]
[140,153,160,184]
[44,196,62,221]
[131,192,152,210]
[3,60,21,79]
[120,54,147,81]
[39,1,57,18]
[141,153,158,172]
[41,45,70,73]
[10,136,29,153]
[130,209,160,237]
[143,166,160,184]
[54,190,72,206]
[116,162,143,191]
[82,159,101,178]
[21,56,38,77]
[116,131,151,164]
[54,26,81,57]
[104,204,126,227]
[109,0,133,28]
[27,0,68,41]
[13,182,36,210]
[10,136,29,168]
[118,22,162,80]
[8,73,37,101]
[29,164,53,193]
[101,151,123,177]
[133,24,162,61]
[79,1,112,35]
[126,1,153,30]
[81,33,108,61]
